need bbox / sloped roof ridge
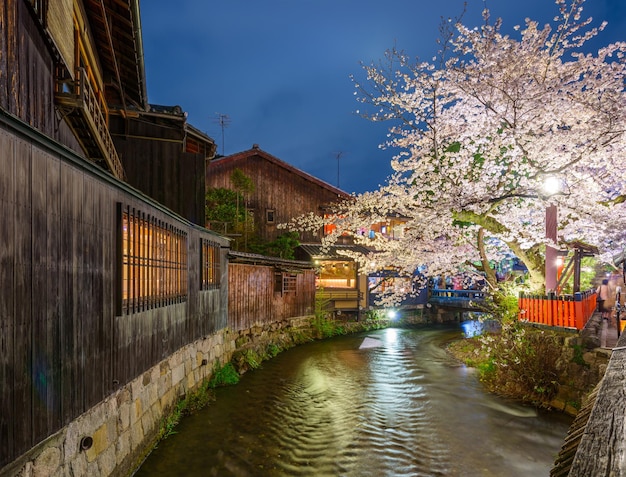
[214,146,351,198]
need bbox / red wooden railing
[518,289,597,330]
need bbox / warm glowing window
[120,206,188,314]
[201,239,221,290]
[316,260,356,289]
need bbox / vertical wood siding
[0,2,83,154]
[228,263,315,331]
[207,153,347,242]
[0,116,228,469]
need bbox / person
[616,285,622,337]
[597,279,610,320]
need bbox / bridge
[428,288,486,310]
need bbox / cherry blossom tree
[286,0,626,296]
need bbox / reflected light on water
[461,320,484,338]
[385,327,398,344]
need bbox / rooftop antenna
[333,151,344,188]
[213,113,231,155]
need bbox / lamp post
[544,176,560,294]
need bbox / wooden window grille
[120,205,188,315]
[200,238,221,290]
[275,272,297,295]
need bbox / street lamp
[543,176,560,294]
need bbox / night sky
[140,0,625,194]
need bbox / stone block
[131,398,143,425]
[141,407,155,436]
[172,363,185,387]
[160,388,176,411]
[86,460,100,477]
[33,447,60,477]
[151,366,160,384]
[85,423,108,463]
[116,430,131,466]
[158,372,172,398]
[70,454,87,477]
[98,446,117,476]
[118,401,131,431]
[116,387,131,407]
[63,421,80,462]
[130,421,144,451]
[131,378,143,401]
[15,461,33,477]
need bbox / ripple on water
[136,328,572,477]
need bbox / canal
[135,325,572,476]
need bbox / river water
[135,325,572,477]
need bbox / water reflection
[136,326,571,477]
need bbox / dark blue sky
[140,0,624,194]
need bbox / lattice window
[275,272,297,295]
[120,205,188,314]
[200,239,221,290]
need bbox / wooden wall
[207,153,347,242]
[109,114,207,226]
[0,1,83,155]
[0,111,228,469]
[228,263,315,331]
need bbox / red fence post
[573,292,585,330]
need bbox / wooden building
[109,106,216,226]
[0,103,230,471]
[227,251,316,331]
[205,144,351,242]
[0,1,226,470]
[0,0,214,227]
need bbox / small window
[200,238,221,290]
[266,209,275,224]
[275,272,297,295]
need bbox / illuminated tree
[285,0,626,295]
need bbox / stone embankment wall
[2,316,315,477]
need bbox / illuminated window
[201,239,221,290]
[120,205,188,314]
[317,261,356,289]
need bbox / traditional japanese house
[295,243,373,319]
[0,1,228,473]
[205,144,351,242]
[109,105,216,225]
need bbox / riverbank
[445,321,610,416]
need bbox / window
[316,261,356,289]
[266,209,275,224]
[201,239,221,290]
[275,272,297,295]
[120,205,188,314]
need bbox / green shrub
[208,362,240,388]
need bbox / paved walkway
[600,315,621,349]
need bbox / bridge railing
[518,289,597,330]
[429,288,486,306]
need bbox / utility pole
[334,151,343,188]
[213,113,231,156]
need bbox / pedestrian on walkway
[615,285,622,338]
[597,278,611,321]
